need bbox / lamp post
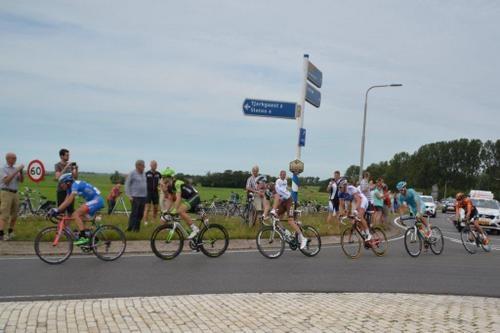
[359,84,402,182]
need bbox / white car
[421,195,437,218]
[471,198,500,234]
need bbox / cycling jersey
[339,185,368,210]
[69,180,101,201]
[170,179,199,200]
[275,178,290,200]
[68,180,104,215]
[456,197,478,218]
[397,188,424,215]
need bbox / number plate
[478,218,491,226]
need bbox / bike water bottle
[284,229,292,241]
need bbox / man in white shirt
[270,170,307,250]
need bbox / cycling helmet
[58,173,74,185]
[256,175,267,184]
[455,192,465,201]
[337,177,348,188]
[161,167,175,178]
[396,181,407,191]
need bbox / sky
[1,1,499,177]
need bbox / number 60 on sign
[27,160,45,183]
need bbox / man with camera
[54,148,78,215]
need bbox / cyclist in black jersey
[160,167,201,239]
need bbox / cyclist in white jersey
[338,178,372,241]
[270,170,308,250]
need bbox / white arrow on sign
[244,103,251,111]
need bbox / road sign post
[27,160,45,183]
[291,55,322,204]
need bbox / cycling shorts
[182,195,201,213]
[84,196,105,216]
[277,197,294,218]
[358,196,369,211]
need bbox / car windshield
[421,196,434,203]
[471,199,500,210]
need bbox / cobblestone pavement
[1,293,499,332]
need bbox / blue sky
[1,1,499,177]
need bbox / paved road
[0,213,498,302]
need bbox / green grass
[13,212,399,241]
[20,173,329,209]
[16,173,376,241]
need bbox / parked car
[441,199,456,213]
[421,195,437,218]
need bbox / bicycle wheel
[429,226,444,255]
[199,224,229,257]
[298,225,321,257]
[404,227,422,257]
[150,223,184,260]
[91,225,127,261]
[256,226,285,259]
[34,226,73,264]
[460,228,478,254]
[340,227,362,259]
[370,226,388,257]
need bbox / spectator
[54,149,78,215]
[382,184,392,224]
[125,160,147,232]
[326,170,341,224]
[143,160,161,225]
[107,183,122,215]
[0,153,24,240]
[245,165,266,223]
[359,171,373,207]
[372,179,385,225]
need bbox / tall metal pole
[292,54,309,204]
[296,54,309,160]
[358,84,402,182]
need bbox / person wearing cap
[47,173,104,246]
[125,160,147,232]
[0,153,24,240]
[160,167,201,239]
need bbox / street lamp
[359,84,403,182]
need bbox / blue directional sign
[242,99,298,119]
[307,61,323,88]
[306,83,321,108]
[299,128,306,147]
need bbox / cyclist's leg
[177,203,194,227]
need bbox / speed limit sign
[27,160,45,183]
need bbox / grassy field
[12,172,342,241]
[20,172,328,208]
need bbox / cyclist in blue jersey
[396,181,431,237]
[48,173,104,245]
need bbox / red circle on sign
[27,160,45,183]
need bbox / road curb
[0,226,404,256]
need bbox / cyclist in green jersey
[160,167,201,239]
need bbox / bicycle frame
[53,216,74,246]
[163,212,209,242]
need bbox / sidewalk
[1,293,498,332]
[0,226,402,256]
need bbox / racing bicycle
[34,214,127,264]
[400,215,444,257]
[340,214,388,259]
[256,210,321,259]
[150,209,229,260]
[460,218,491,254]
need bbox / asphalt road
[0,213,498,302]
